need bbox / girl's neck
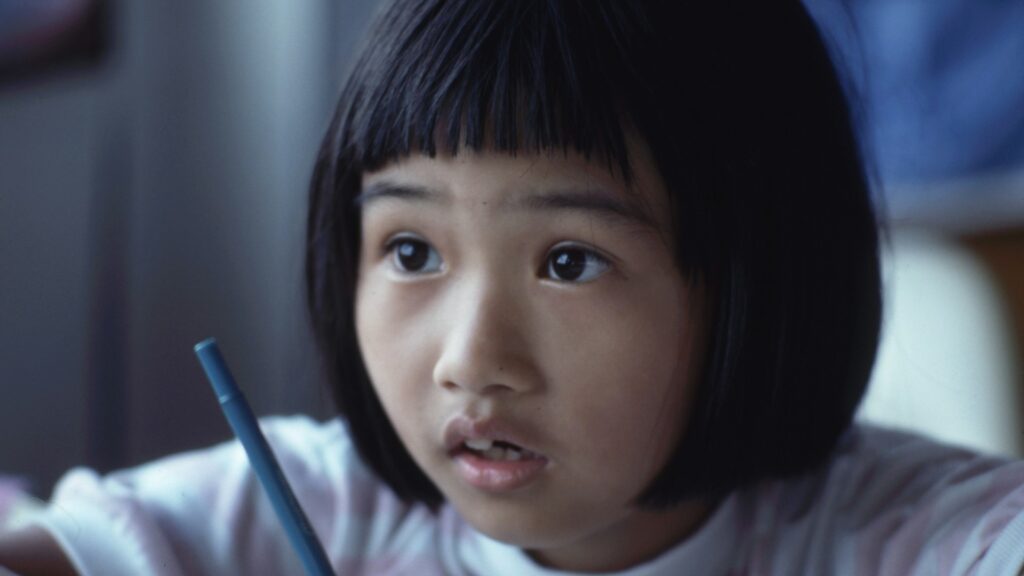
[526,498,715,573]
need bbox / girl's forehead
[360,141,672,235]
[367,149,620,192]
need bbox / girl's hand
[0,526,77,575]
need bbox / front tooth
[466,438,493,451]
[484,446,506,460]
[505,449,522,461]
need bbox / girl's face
[355,142,709,571]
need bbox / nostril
[437,376,520,396]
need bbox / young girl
[3,1,1024,574]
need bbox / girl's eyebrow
[355,181,658,231]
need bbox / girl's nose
[431,280,537,397]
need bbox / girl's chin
[446,495,601,555]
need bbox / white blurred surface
[858,229,1023,457]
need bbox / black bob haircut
[307,0,882,509]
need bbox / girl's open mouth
[452,440,548,492]
[461,438,543,461]
[442,415,550,491]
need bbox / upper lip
[442,413,546,457]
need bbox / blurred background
[0,0,1022,499]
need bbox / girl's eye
[544,246,610,283]
[386,237,443,274]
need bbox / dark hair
[306,0,881,509]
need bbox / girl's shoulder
[824,423,1024,513]
[736,423,1024,574]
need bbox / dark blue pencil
[194,338,334,576]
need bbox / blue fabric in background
[806,0,1024,188]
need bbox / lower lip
[452,451,548,492]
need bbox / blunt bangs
[308,0,883,511]
[340,0,642,178]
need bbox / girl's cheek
[358,274,438,363]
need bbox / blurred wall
[0,74,98,493]
[1,1,377,494]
